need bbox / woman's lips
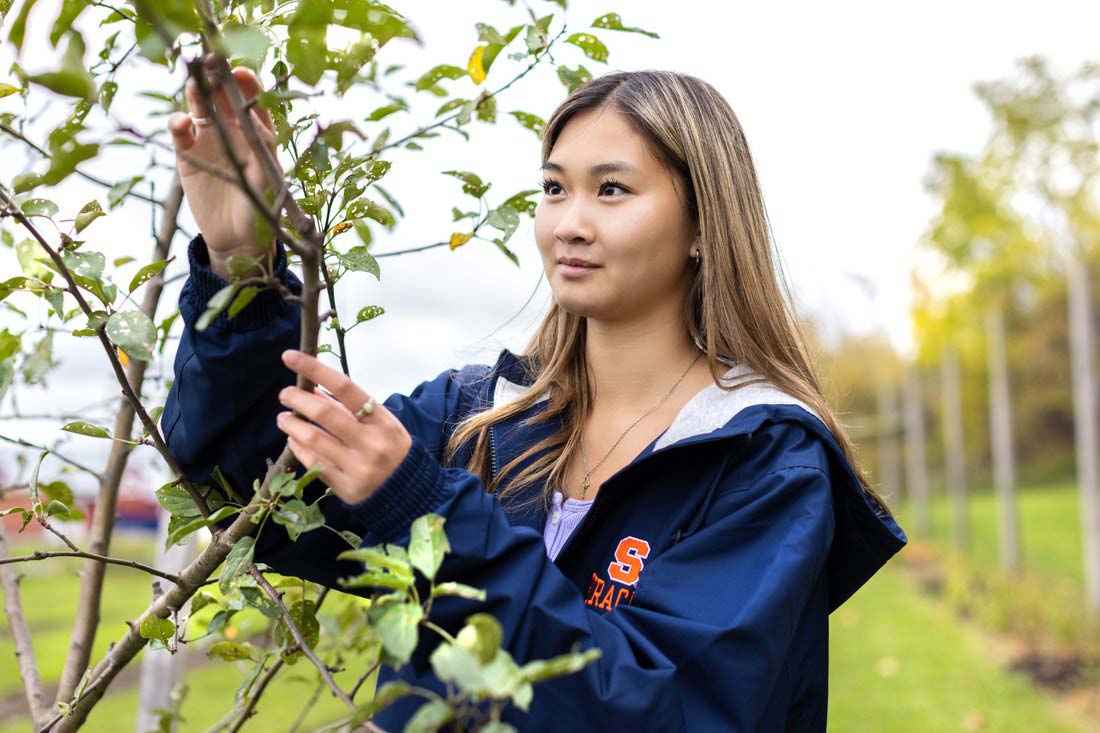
[557,262,601,277]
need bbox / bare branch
[247,566,355,710]
[0,550,184,585]
[0,432,104,481]
[0,524,49,728]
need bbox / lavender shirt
[543,490,594,561]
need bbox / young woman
[163,63,908,731]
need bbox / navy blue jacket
[162,235,908,732]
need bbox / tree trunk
[1068,253,1100,620]
[985,304,1022,575]
[134,509,198,733]
[904,364,931,537]
[877,380,903,504]
[941,344,969,550]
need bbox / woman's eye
[539,179,628,197]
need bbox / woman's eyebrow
[540,161,641,176]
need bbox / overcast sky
[2,0,1099,495]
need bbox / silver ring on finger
[353,397,376,422]
[191,116,213,127]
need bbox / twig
[0,525,49,728]
[247,566,354,710]
[0,121,182,215]
[0,551,184,585]
[35,517,80,552]
[349,659,382,701]
[0,432,104,481]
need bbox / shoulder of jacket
[727,409,836,481]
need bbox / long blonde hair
[442,70,894,517]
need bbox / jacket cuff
[182,233,301,332]
[341,435,454,544]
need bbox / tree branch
[0,524,49,729]
[0,550,184,585]
[247,567,355,711]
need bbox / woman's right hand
[167,54,281,280]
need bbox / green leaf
[128,258,170,292]
[403,700,454,733]
[61,249,105,280]
[591,12,660,38]
[44,499,70,519]
[356,305,384,323]
[456,612,501,664]
[225,254,261,277]
[412,64,466,96]
[508,111,545,137]
[518,646,602,683]
[21,331,53,384]
[431,582,486,602]
[441,170,490,198]
[61,420,110,439]
[408,513,449,581]
[207,640,257,661]
[21,198,59,217]
[564,33,608,63]
[106,310,157,361]
[191,591,217,614]
[275,599,320,656]
[271,498,324,541]
[219,537,255,595]
[227,286,261,319]
[108,175,144,209]
[196,283,240,331]
[50,0,88,47]
[222,25,270,64]
[74,200,104,233]
[557,64,592,94]
[28,31,95,100]
[139,616,175,643]
[165,505,238,547]
[12,172,41,193]
[336,246,380,279]
[377,603,422,665]
[337,546,414,586]
[155,481,212,518]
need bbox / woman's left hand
[275,348,412,505]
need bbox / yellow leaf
[467,45,486,85]
[117,346,129,368]
[0,83,22,99]
[330,221,353,237]
[449,232,474,250]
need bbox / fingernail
[282,349,299,366]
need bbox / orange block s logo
[607,536,651,586]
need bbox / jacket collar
[488,347,822,452]
[484,347,908,613]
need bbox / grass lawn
[829,560,1092,732]
[922,482,1085,588]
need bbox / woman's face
[534,107,697,323]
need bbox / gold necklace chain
[578,349,704,500]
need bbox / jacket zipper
[488,375,500,481]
